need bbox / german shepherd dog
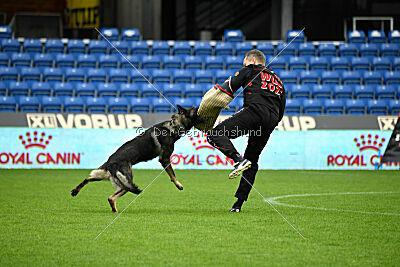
[71,105,206,212]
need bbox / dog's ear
[177,105,186,114]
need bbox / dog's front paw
[176,184,183,190]
[71,189,79,196]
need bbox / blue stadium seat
[215,42,234,56]
[121,28,140,41]
[0,26,12,38]
[163,55,183,69]
[341,70,363,85]
[120,54,142,68]
[152,41,170,55]
[286,30,305,43]
[291,84,311,99]
[151,69,172,83]
[41,96,63,112]
[184,84,204,97]
[162,83,182,97]
[384,71,400,85]
[229,97,244,112]
[368,30,386,43]
[76,54,97,68]
[97,83,118,98]
[76,82,96,97]
[19,96,40,112]
[359,43,379,57]
[205,55,224,69]
[298,42,315,56]
[393,58,400,71]
[23,39,42,54]
[141,55,161,69]
[371,57,391,70]
[67,39,86,54]
[347,30,366,43]
[31,81,52,96]
[108,68,129,83]
[330,57,350,70]
[130,69,150,83]
[55,54,75,68]
[256,42,274,56]
[279,70,298,84]
[53,82,74,96]
[363,71,383,85]
[388,99,400,114]
[215,69,234,84]
[303,99,323,114]
[276,42,297,56]
[42,67,63,81]
[0,96,17,112]
[380,43,399,57]
[99,54,119,69]
[152,97,174,113]
[193,42,212,55]
[339,43,358,56]
[100,28,119,41]
[354,85,375,99]
[312,84,332,99]
[1,39,20,53]
[194,70,214,83]
[235,42,253,56]
[130,97,151,113]
[345,99,366,114]
[64,68,86,82]
[375,85,396,99]
[173,96,197,108]
[285,99,302,114]
[224,30,244,42]
[289,57,307,70]
[33,53,54,67]
[389,30,400,43]
[299,70,319,84]
[86,97,107,113]
[318,43,336,56]
[119,83,140,97]
[88,40,108,54]
[283,84,295,98]
[309,56,329,70]
[11,53,31,67]
[109,40,129,54]
[183,55,203,69]
[172,41,191,55]
[87,68,107,82]
[140,83,162,97]
[9,81,29,96]
[321,71,340,84]
[0,52,9,66]
[64,97,85,113]
[333,85,353,99]
[268,56,287,70]
[225,56,242,70]
[351,57,370,70]
[367,99,388,114]
[173,69,193,83]
[108,97,129,113]
[20,67,41,81]
[45,39,64,53]
[324,99,346,114]
[0,81,7,95]
[0,67,18,81]
[131,41,149,55]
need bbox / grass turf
[0,169,399,266]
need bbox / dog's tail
[106,164,142,195]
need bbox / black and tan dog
[71,105,206,212]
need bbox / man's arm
[219,67,250,94]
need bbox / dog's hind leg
[71,169,110,196]
[108,189,127,213]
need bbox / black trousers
[207,104,279,201]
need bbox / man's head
[243,49,266,66]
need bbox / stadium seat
[359,43,379,57]
[393,58,400,71]
[299,70,319,84]
[23,39,43,53]
[141,55,161,69]
[76,82,96,97]
[268,56,287,70]
[121,28,140,41]
[162,83,183,97]
[88,40,108,54]
[354,85,375,99]
[368,30,386,43]
[256,42,274,56]
[215,69,234,84]
[235,42,253,56]
[184,84,204,97]
[347,30,366,43]
[303,99,323,114]
[1,39,20,53]
[172,96,196,109]
[152,97,174,113]
[163,55,183,69]
[108,68,129,83]
[225,56,243,70]
[19,96,40,112]
[173,69,193,83]
[309,56,329,70]
[298,42,315,56]
[0,81,7,95]
[183,55,203,69]
[53,82,74,96]
[131,41,149,55]
[86,97,107,113]
[67,39,86,54]
[389,30,400,43]
[99,54,119,69]
[224,29,244,42]
[205,56,224,69]
[193,42,212,55]
[42,67,63,81]
[0,67,18,81]
[151,69,172,83]
[120,54,142,68]
[20,67,41,81]
[375,85,396,99]
[41,96,63,112]
[286,30,305,43]
[87,68,107,82]
[291,84,311,99]
[380,43,399,57]
[338,43,358,56]
[45,39,64,53]
[55,54,75,68]
[33,53,54,67]
[64,68,86,82]
[97,83,118,99]
[318,43,337,57]
[321,71,340,84]
[333,85,353,99]
[276,42,297,56]
[140,83,161,97]
[285,99,302,114]
[76,54,97,68]
[367,99,388,114]
[194,70,214,83]
[172,41,191,55]
[363,71,383,85]
[371,57,391,70]
[345,99,366,114]
[324,99,345,114]
[351,57,370,70]
[0,53,9,66]
[151,41,170,55]
[289,57,307,70]
[330,57,350,70]
[119,83,140,97]
[0,96,17,112]
[9,81,30,96]
[279,70,298,84]
[130,69,150,83]
[100,28,119,41]
[341,70,363,85]
[11,53,31,67]
[64,96,85,113]
[0,26,12,38]
[109,40,129,54]
[229,97,244,112]
[388,99,400,114]
[130,97,151,113]
[31,81,52,96]
[215,42,234,56]
[312,84,332,99]
[384,71,400,84]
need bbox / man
[206,49,286,212]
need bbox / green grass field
[0,169,399,266]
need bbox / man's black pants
[207,104,279,201]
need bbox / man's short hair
[244,49,266,65]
